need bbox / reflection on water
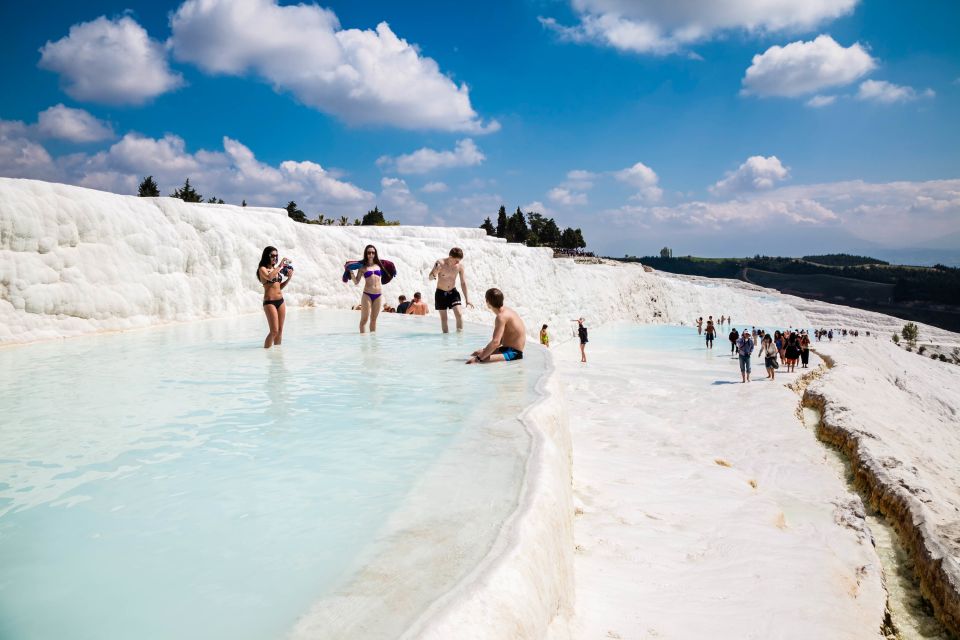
[0,310,544,640]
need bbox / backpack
[737,336,754,356]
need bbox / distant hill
[801,254,888,267]
[613,254,960,332]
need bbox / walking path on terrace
[554,325,887,639]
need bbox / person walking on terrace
[429,247,472,333]
[736,329,754,383]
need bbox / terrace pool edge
[404,349,575,639]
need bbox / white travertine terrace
[3,177,959,637]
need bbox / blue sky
[1,0,958,259]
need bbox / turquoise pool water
[0,310,543,639]
[601,323,813,352]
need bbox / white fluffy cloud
[603,179,960,248]
[379,177,429,223]
[541,0,858,54]
[438,192,504,227]
[168,0,496,133]
[857,80,935,104]
[38,16,183,105]
[806,95,837,108]
[421,181,448,193]
[36,104,115,142]
[711,156,789,195]
[548,187,588,206]
[615,161,663,202]
[523,200,555,216]
[0,120,58,180]
[563,169,597,190]
[377,139,485,175]
[742,35,876,97]
[0,124,374,217]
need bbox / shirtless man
[405,292,429,315]
[429,247,472,333]
[466,288,526,364]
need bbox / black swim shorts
[435,288,462,311]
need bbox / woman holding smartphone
[258,246,293,348]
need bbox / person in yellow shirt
[540,324,550,348]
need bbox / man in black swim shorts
[429,247,472,333]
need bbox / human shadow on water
[711,380,739,385]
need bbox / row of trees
[138,176,398,226]
[286,202,400,226]
[139,176,229,204]
[480,206,586,250]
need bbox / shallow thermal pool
[0,310,544,640]
[601,323,814,353]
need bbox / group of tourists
[697,315,733,349]
[723,325,812,383]
[257,245,526,363]
[813,328,863,341]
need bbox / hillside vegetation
[615,254,960,331]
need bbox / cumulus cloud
[0,125,374,217]
[0,120,58,179]
[548,187,588,206]
[710,155,789,195]
[379,177,429,223]
[377,139,485,175]
[523,200,555,216]
[36,104,115,142]
[806,95,837,108]
[742,35,876,97]
[603,179,960,248]
[438,192,504,227]
[563,169,597,190]
[38,16,183,105]
[168,0,497,133]
[615,161,663,202]
[857,80,935,104]
[421,181,448,193]
[540,0,858,55]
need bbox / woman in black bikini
[353,244,384,333]
[258,246,293,349]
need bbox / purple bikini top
[363,269,382,278]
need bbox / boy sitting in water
[466,288,526,364]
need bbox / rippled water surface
[0,310,543,639]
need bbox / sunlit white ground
[557,325,887,639]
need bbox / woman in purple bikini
[353,244,385,333]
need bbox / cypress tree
[506,207,528,244]
[285,201,307,223]
[495,205,507,238]
[170,178,202,203]
[137,175,160,197]
[361,206,386,226]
